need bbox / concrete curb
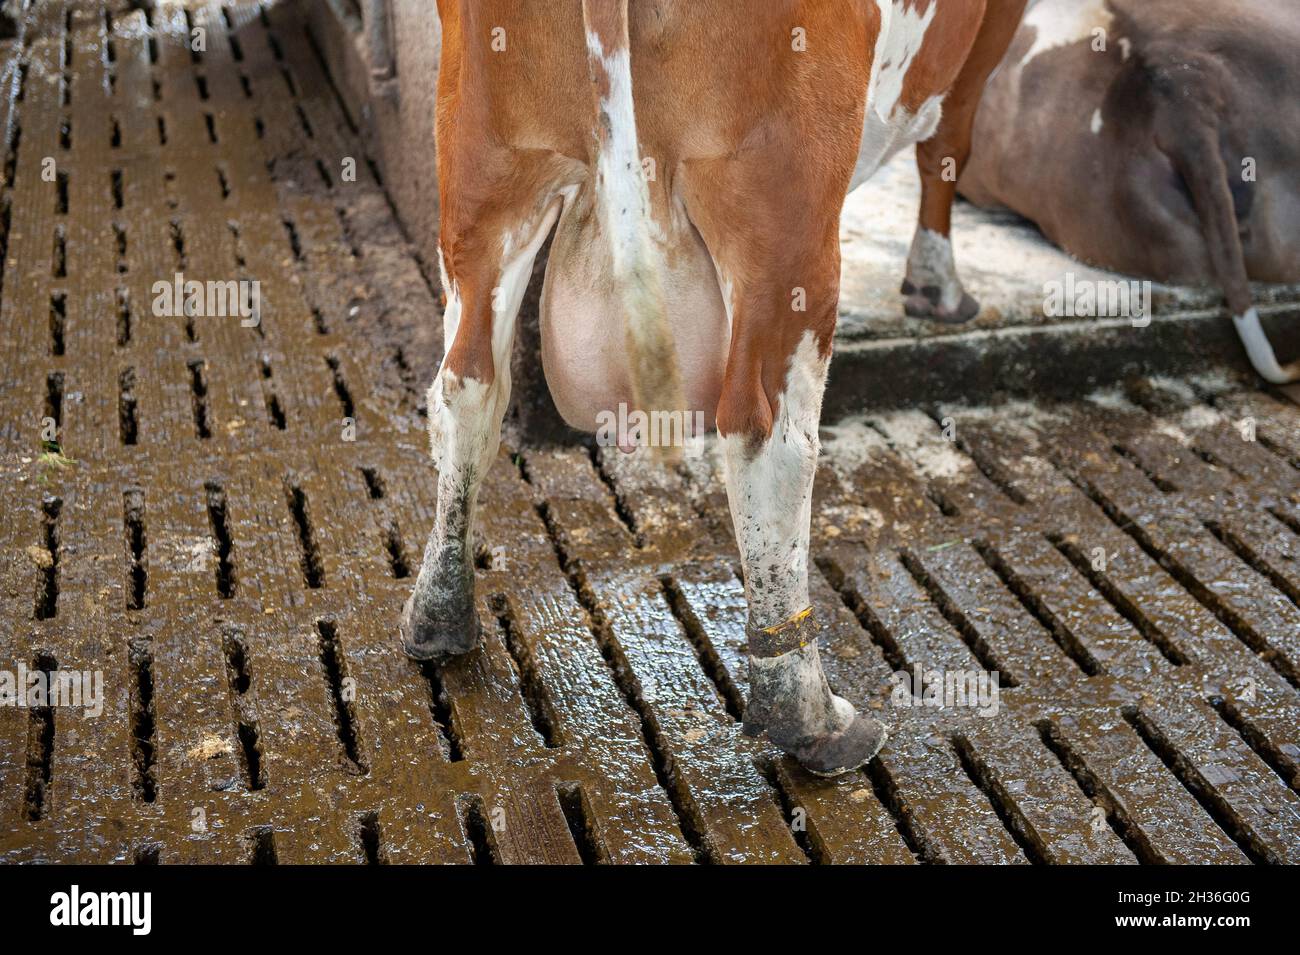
[825,302,1299,417]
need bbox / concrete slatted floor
[0,1,1298,864]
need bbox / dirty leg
[677,84,887,772]
[717,325,887,777]
[401,202,560,661]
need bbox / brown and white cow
[961,0,1300,383]
[403,0,1026,776]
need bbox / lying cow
[403,0,1025,777]
[961,0,1300,383]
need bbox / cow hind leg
[685,156,888,773]
[718,331,889,776]
[401,201,560,661]
[903,104,980,323]
[903,0,1028,324]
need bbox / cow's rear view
[407,0,1024,776]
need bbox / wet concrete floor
[0,1,1298,863]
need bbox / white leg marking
[725,332,861,748]
[721,331,826,630]
[905,227,966,312]
[725,335,886,767]
[408,205,560,647]
[437,246,462,353]
[427,205,560,538]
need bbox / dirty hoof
[901,282,980,325]
[399,594,482,662]
[743,693,888,777]
[792,714,889,778]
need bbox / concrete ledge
[824,302,1300,417]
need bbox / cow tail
[581,0,688,453]
[1170,117,1300,383]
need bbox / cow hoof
[399,593,482,661]
[903,286,981,325]
[792,713,889,778]
[743,692,888,776]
